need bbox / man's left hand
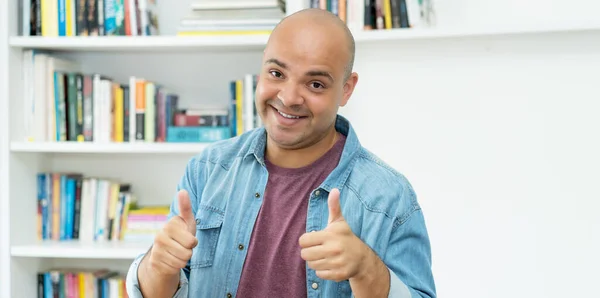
[298,188,375,282]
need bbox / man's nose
[278,83,304,107]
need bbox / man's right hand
[147,189,198,276]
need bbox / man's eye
[270,71,282,78]
[310,82,323,89]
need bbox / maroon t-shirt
[236,132,347,297]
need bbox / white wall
[337,0,600,297]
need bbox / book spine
[83,75,93,141]
[122,86,130,142]
[37,173,45,240]
[97,0,105,35]
[135,80,145,141]
[66,73,77,141]
[60,175,67,240]
[399,0,409,28]
[144,82,154,142]
[87,0,98,35]
[58,0,66,35]
[65,177,75,239]
[55,72,67,141]
[65,0,73,36]
[72,177,82,239]
[156,89,165,142]
[117,0,126,35]
[37,273,44,298]
[166,126,231,143]
[76,0,88,35]
[45,173,53,239]
[75,74,84,141]
[104,0,117,35]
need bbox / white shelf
[8,24,600,52]
[11,241,151,259]
[350,23,600,42]
[8,35,271,51]
[10,141,210,154]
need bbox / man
[125,8,436,298]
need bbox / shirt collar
[246,114,362,191]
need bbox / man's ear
[340,72,359,107]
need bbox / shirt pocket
[190,205,224,269]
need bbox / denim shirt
[126,115,436,298]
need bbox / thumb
[177,189,196,234]
[327,188,344,225]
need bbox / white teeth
[278,110,300,119]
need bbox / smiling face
[255,10,358,151]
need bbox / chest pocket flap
[191,205,224,269]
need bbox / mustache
[266,98,310,115]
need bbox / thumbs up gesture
[299,188,372,283]
[148,189,198,276]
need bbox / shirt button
[227,293,232,298]
[311,282,319,289]
[238,244,244,250]
[314,190,320,196]
[255,192,260,198]
[195,218,200,225]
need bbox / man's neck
[266,128,339,169]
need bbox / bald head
[268,8,356,81]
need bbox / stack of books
[177,0,286,36]
[123,205,170,242]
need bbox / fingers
[150,243,190,273]
[165,217,198,249]
[161,236,194,263]
[298,231,328,248]
[177,189,196,234]
[300,245,328,261]
[300,239,344,260]
[307,254,345,271]
[306,255,350,283]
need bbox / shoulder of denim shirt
[184,127,268,173]
[343,145,423,230]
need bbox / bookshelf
[8,35,271,51]
[10,141,211,154]
[11,241,152,259]
[8,22,600,53]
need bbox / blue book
[57,0,66,36]
[37,173,47,240]
[65,177,76,239]
[166,126,231,143]
[60,175,67,240]
[104,0,117,35]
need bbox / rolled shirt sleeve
[125,253,190,298]
[387,267,412,298]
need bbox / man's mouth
[272,106,307,119]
